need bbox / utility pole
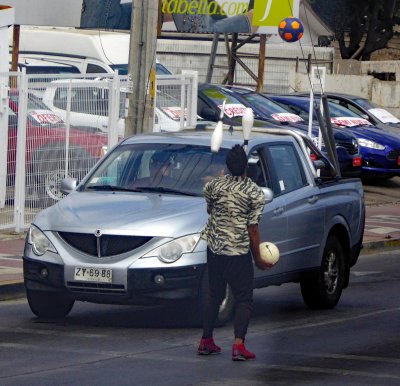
[125,0,158,136]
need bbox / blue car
[198,84,361,177]
[295,92,400,134]
[270,94,400,179]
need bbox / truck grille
[59,232,152,257]
[337,141,358,155]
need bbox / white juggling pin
[210,100,226,153]
[211,120,223,152]
[242,108,254,150]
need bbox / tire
[300,235,345,309]
[26,289,74,318]
[29,145,95,207]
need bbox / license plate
[74,267,112,283]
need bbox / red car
[7,92,109,206]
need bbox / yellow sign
[160,0,300,34]
[253,0,299,28]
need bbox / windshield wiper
[86,185,136,192]
[132,186,198,196]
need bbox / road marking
[365,226,399,234]
[352,271,383,276]
[0,327,106,339]
[275,350,400,364]
[250,307,400,336]
[0,267,22,274]
[367,215,400,222]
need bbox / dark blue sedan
[295,92,400,134]
[197,84,361,177]
[270,94,400,179]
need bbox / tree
[309,0,400,60]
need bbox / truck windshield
[83,143,228,196]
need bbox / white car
[42,79,185,135]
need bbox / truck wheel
[300,235,345,309]
[30,145,93,207]
[26,289,74,318]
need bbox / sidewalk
[1,203,400,301]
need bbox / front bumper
[360,148,400,177]
[23,256,206,305]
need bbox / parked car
[198,84,362,177]
[296,92,400,133]
[42,79,194,135]
[198,83,303,128]
[269,94,400,179]
[23,126,365,324]
[7,91,109,206]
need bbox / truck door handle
[308,196,319,204]
[273,207,284,216]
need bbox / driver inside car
[130,152,176,188]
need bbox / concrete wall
[334,59,400,81]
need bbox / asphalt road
[1,248,399,386]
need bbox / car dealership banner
[5,0,299,34]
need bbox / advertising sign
[5,0,300,34]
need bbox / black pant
[203,248,254,340]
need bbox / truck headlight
[28,225,57,256]
[143,234,200,263]
[358,138,385,150]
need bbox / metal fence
[0,71,198,232]
[157,39,334,93]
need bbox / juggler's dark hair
[226,144,248,176]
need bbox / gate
[0,71,198,232]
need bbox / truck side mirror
[262,187,273,203]
[60,177,78,195]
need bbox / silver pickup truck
[23,127,365,324]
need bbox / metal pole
[125,0,158,136]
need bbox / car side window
[87,63,108,73]
[267,144,307,195]
[247,147,271,189]
[54,88,68,110]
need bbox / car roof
[290,91,369,101]
[120,126,301,149]
[269,94,311,102]
[199,83,255,95]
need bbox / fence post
[64,80,72,177]
[182,70,198,127]
[0,74,10,209]
[108,72,120,148]
[14,70,28,233]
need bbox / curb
[0,282,26,302]
[361,238,400,254]
[0,233,26,242]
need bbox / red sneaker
[232,343,256,361]
[197,337,221,355]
